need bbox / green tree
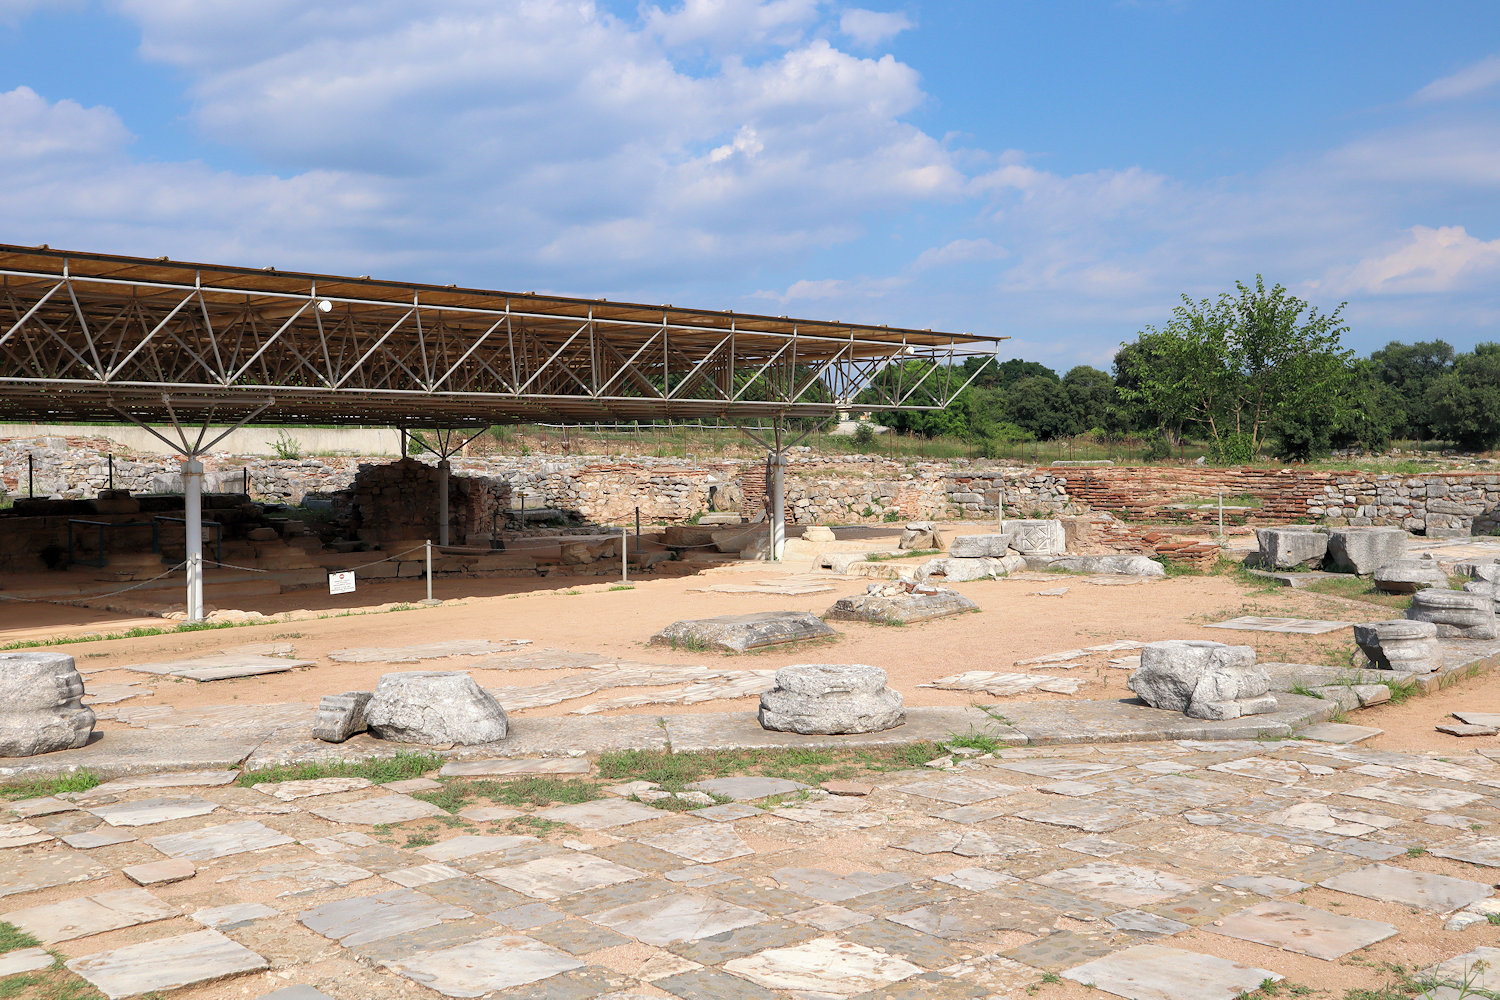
[858,359,971,437]
[1369,339,1454,440]
[992,358,1057,388]
[1061,365,1114,434]
[1326,358,1402,453]
[1005,376,1075,440]
[1428,344,1500,451]
[1111,337,1180,438]
[1116,276,1353,462]
[960,355,1002,389]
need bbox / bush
[272,430,303,460]
[1208,431,1256,464]
[1271,409,1332,462]
[853,423,877,447]
[1142,435,1172,462]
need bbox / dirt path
[2,555,1453,724]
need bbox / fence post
[621,527,628,584]
[425,539,433,603]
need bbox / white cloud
[912,237,1006,269]
[1320,225,1500,296]
[1412,53,1500,103]
[0,86,130,162]
[838,8,912,47]
[4,0,959,289]
[0,0,75,25]
[645,0,820,49]
[3,0,1498,363]
[1328,122,1500,186]
[754,274,907,304]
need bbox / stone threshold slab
[1000,693,1333,745]
[5,643,1498,782]
[0,729,263,782]
[664,707,1024,752]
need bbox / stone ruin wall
[2,436,1499,537]
[337,458,513,547]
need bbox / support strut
[110,395,273,622]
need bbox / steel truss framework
[0,245,1001,429]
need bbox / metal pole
[635,507,642,554]
[242,467,248,496]
[108,454,114,490]
[182,458,204,622]
[770,421,786,561]
[519,494,525,529]
[28,453,33,498]
[437,459,451,547]
[1218,491,1224,541]
[425,539,433,603]
[621,527,628,584]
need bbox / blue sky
[1,1,1497,372]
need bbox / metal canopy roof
[0,244,1002,428]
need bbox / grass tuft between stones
[0,768,101,801]
[236,751,445,788]
[0,921,41,955]
[595,743,944,794]
[412,777,601,812]
[0,921,103,1000]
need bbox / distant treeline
[863,277,1499,462]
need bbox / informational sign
[328,571,356,595]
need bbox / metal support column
[437,459,451,547]
[110,395,273,625]
[408,427,489,550]
[769,421,786,561]
[182,458,204,622]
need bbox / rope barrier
[334,544,429,573]
[212,543,430,576]
[0,560,190,605]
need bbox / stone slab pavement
[3,737,1500,999]
[0,696,1337,782]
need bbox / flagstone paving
[66,928,268,998]
[1207,899,1398,960]
[7,736,1500,998]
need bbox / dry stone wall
[3,435,1499,536]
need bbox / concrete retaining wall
[0,424,400,457]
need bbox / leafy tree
[992,358,1057,388]
[1005,376,1075,440]
[1116,276,1352,462]
[1111,337,1179,438]
[1428,344,1500,451]
[1061,365,1114,434]
[1369,340,1454,440]
[858,359,971,437]
[960,356,1002,389]
[1327,358,1402,453]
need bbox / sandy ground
[6,542,1490,741]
